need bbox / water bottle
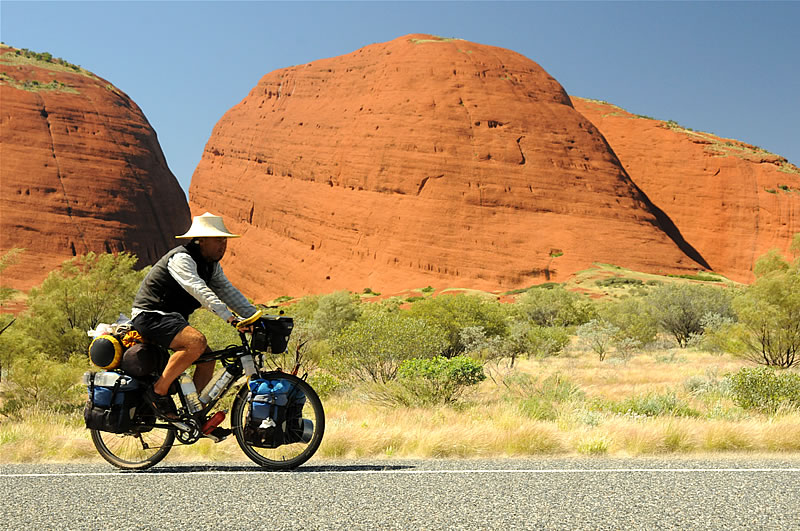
[241,354,256,377]
[178,373,203,413]
[199,368,235,404]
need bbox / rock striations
[190,34,704,298]
[573,97,800,283]
[0,45,190,290]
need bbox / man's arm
[167,253,237,322]
[207,265,258,319]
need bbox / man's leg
[193,358,215,393]
[153,326,207,396]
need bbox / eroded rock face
[0,46,191,290]
[190,34,704,298]
[573,97,800,283]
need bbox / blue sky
[2,1,798,194]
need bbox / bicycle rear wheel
[232,371,325,470]
[91,424,175,470]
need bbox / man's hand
[229,309,262,333]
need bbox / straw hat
[175,212,240,239]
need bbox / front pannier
[244,377,311,448]
[82,371,141,433]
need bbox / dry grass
[1,349,799,463]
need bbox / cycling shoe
[143,386,179,421]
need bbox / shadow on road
[127,463,416,474]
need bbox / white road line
[2,467,799,478]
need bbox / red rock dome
[1,45,191,290]
[190,34,704,298]
[573,97,800,283]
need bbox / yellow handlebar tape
[236,309,263,330]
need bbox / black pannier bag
[82,371,141,433]
[244,377,312,448]
[251,316,294,353]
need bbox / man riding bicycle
[131,212,260,433]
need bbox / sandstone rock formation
[190,34,706,299]
[573,97,800,283]
[0,45,191,290]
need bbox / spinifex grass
[1,349,799,463]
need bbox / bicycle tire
[91,425,176,470]
[232,371,325,470]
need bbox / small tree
[729,240,800,368]
[576,319,619,361]
[15,252,145,361]
[646,282,735,348]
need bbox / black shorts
[132,311,190,349]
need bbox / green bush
[407,294,508,356]
[604,391,700,418]
[328,308,447,383]
[525,325,570,358]
[515,287,595,327]
[306,371,342,400]
[394,355,486,405]
[0,354,86,417]
[727,367,800,414]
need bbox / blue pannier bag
[82,371,141,433]
[245,377,309,448]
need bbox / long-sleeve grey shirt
[132,253,257,322]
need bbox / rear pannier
[82,371,141,433]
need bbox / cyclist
[131,212,260,430]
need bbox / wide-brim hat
[176,212,240,239]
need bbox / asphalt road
[2,457,799,530]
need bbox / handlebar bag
[82,371,141,433]
[251,317,294,353]
[244,377,307,448]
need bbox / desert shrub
[505,372,585,421]
[459,326,505,361]
[727,366,800,414]
[514,286,595,327]
[595,277,644,287]
[525,325,570,358]
[598,296,658,348]
[407,294,508,357]
[327,308,447,383]
[310,291,362,340]
[14,252,145,361]
[392,355,485,405]
[645,282,735,348]
[306,371,342,399]
[603,391,700,418]
[0,353,86,418]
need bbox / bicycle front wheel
[91,425,175,470]
[232,371,325,470]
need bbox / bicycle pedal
[203,427,231,443]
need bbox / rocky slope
[0,45,191,290]
[573,97,799,283]
[190,34,704,298]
